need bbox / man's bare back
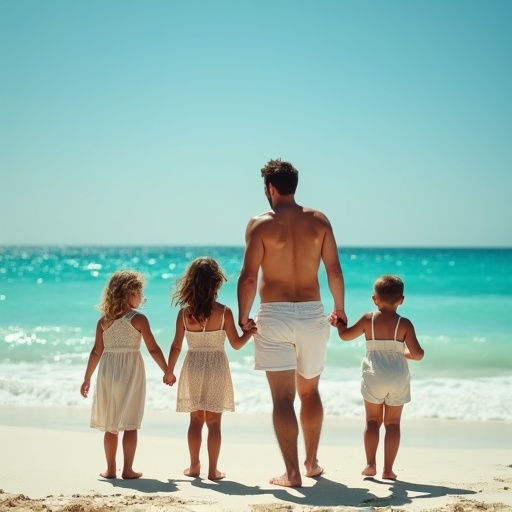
[249,204,332,303]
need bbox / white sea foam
[1,361,511,422]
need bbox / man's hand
[329,309,347,327]
[239,318,257,333]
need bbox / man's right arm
[237,218,264,330]
[320,217,347,325]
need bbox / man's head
[261,159,299,196]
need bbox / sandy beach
[0,406,511,511]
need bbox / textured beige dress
[91,310,146,432]
[176,307,235,413]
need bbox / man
[237,159,347,487]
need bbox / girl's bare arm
[134,314,168,373]
[80,319,104,397]
[224,307,253,350]
[164,311,185,385]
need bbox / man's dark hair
[260,159,299,195]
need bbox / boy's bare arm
[403,320,424,360]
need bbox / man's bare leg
[266,370,302,487]
[297,373,324,477]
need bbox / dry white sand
[1,406,511,511]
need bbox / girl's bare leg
[362,401,384,477]
[382,404,404,480]
[101,432,118,478]
[122,430,142,479]
[184,411,205,477]
[205,411,225,480]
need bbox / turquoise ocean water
[0,246,511,421]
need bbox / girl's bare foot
[121,470,142,479]
[184,463,201,477]
[362,464,377,477]
[99,471,117,479]
[382,469,397,480]
[269,473,302,487]
[304,460,324,478]
[208,469,226,481]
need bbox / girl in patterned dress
[81,270,167,479]
[164,257,255,480]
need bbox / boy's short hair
[261,159,298,195]
[374,275,404,304]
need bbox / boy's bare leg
[266,370,302,487]
[296,373,324,478]
[362,401,384,477]
[184,410,204,477]
[382,404,403,480]
[101,431,118,478]
[122,430,142,479]
[205,411,225,480]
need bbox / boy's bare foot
[183,464,201,477]
[382,470,397,480]
[362,464,377,477]
[304,461,324,478]
[121,470,142,479]
[99,471,117,479]
[208,469,226,481]
[269,473,302,487]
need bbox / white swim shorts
[254,302,330,379]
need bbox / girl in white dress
[330,275,424,480]
[81,270,167,479]
[164,257,255,480]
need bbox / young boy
[330,275,424,480]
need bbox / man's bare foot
[382,470,397,480]
[99,471,116,479]
[121,470,142,479]
[362,464,377,477]
[183,464,201,477]
[269,473,302,487]
[208,469,226,481]
[304,461,324,478]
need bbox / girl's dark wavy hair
[172,257,227,324]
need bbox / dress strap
[220,306,227,330]
[371,312,375,340]
[394,316,401,341]
[124,310,138,320]
[182,310,188,331]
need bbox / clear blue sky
[1,0,511,247]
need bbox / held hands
[239,318,257,333]
[163,372,177,386]
[328,309,348,329]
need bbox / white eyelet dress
[361,312,411,406]
[176,307,235,413]
[90,310,146,433]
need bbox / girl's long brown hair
[172,257,226,324]
[98,270,145,320]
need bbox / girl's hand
[163,372,177,386]
[80,380,91,398]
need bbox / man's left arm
[320,218,347,325]
[237,218,263,330]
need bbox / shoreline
[1,406,511,511]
